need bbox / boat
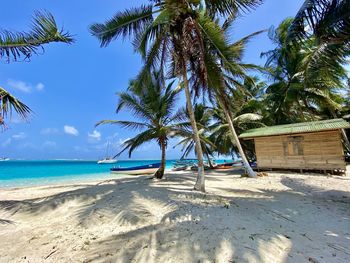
[190,163,211,171]
[110,163,161,175]
[171,159,195,171]
[214,161,240,170]
[97,141,117,164]
[97,158,118,164]
[172,165,188,171]
[0,157,10,162]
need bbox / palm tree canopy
[96,71,181,157]
[288,0,350,77]
[0,11,74,62]
[172,104,216,159]
[0,87,32,126]
[0,11,73,127]
[90,1,263,90]
[261,18,348,124]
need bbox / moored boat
[110,163,161,175]
[172,165,188,171]
[97,158,118,164]
[97,141,117,164]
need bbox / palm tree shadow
[1,173,350,262]
[0,218,14,225]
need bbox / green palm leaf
[0,11,73,62]
[0,87,31,125]
[90,5,155,47]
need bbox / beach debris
[257,172,268,177]
[223,202,230,209]
[308,257,320,263]
[301,233,313,241]
[267,209,295,223]
[44,249,58,260]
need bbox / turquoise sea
[0,160,180,189]
[0,159,231,188]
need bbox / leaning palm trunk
[181,63,205,192]
[205,151,214,168]
[218,97,256,178]
[155,140,166,179]
[330,112,350,151]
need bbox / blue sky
[0,0,304,160]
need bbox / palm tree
[261,18,347,125]
[194,15,265,177]
[173,104,216,167]
[0,11,73,126]
[96,72,180,179]
[209,102,264,160]
[90,0,262,191]
[288,0,350,75]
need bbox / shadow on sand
[0,171,350,262]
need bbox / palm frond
[95,120,150,131]
[90,5,155,47]
[233,113,263,123]
[117,129,157,157]
[0,87,31,125]
[0,11,73,62]
[204,0,263,17]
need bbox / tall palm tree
[90,0,262,191]
[261,18,347,125]
[195,15,265,177]
[96,72,180,179]
[0,11,73,126]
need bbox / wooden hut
[239,119,350,171]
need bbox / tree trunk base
[154,169,164,179]
[193,167,205,192]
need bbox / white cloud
[88,130,101,142]
[41,128,59,135]
[12,132,26,140]
[36,83,45,91]
[1,132,26,147]
[8,79,32,93]
[64,125,79,136]
[7,79,45,93]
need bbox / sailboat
[97,141,117,164]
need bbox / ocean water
[0,159,231,188]
[0,160,179,189]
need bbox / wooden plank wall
[254,130,346,170]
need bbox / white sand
[0,170,350,263]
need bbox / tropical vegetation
[90,0,350,191]
[0,11,73,127]
[90,0,264,191]
[96,71,181,179]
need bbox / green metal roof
[239,118,350,139]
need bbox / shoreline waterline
[0,159,229,189]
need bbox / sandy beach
[0,170,350,263]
